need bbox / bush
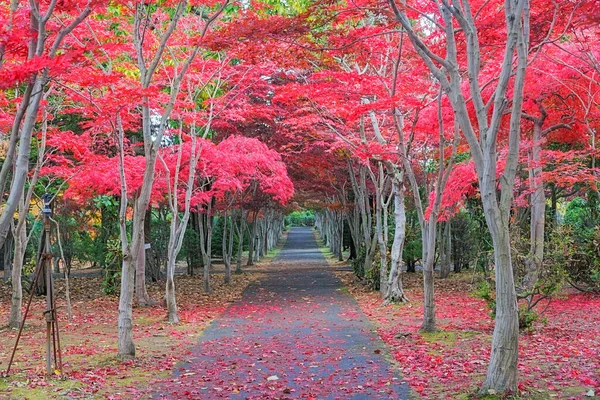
[563,196,600,292]
[285,210,315,227]
[351,245,366,279]
[473,280,496,319]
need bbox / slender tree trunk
[385,177,409,303]
[223,211,234,284]
[439,221,451,279]
[247,212,257,266]
[165,254,179,323]
[135,235,152,306]
[338,213,344,261]
[421,224,437,332]
[235,211,246,273]
[482,212,519,392]
[523,120,545,294]
[0,79,44,248]
[375,166,389,294]
[199,210,213,293]
[117,255,136,359]
[3,231,13,284]
[8,221,25,329]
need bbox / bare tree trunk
[439,221,451,279]
[199,210,213,293]
[373,163,391,295]
[117,255,136,359]
[420,221,437,332]
[338,213,344,261]
[3,231,13,284]
[247,211,257,266]
[135,235,152,306]
[235,210,246,273]
[8,100,49,327]
[521,107,566,295]
[222,210,234,284]
[482,207,519,392]
[0,79,44,247]
[8,220,25,329]
[116,113,136,360]
[385,176,409,303]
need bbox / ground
[1,228,599,399]
[0,262,261,398]
[153,227,410,399]
[333,262,600,399]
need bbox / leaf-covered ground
[0,270,257,399]
[336,269,600,399]
[154,227,410,399]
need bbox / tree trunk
[117,255,136,359]
[235,211,246,273]
[421,262,436,332]
[8,222,26,329]
[135,236,152,306]
[338,213,344,261]
[247,212,257,266]
[3,230,13,284]
[385,178,409,303]
[522,120,544,295]
[223,211,234,284]
[420,219,438,332]
[0,79,45,249]
[199,211,213,293]
[375,164,389,294]
[165,255,179,324]
[481,218,519,392]
[439,221,451,279]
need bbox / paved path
[157,227,410,399]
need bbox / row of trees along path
[1,0,599,397]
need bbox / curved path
[156,227,410,399]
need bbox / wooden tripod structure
[4,194,64,378]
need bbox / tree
[0,0,94,249]
[113,0,230,359]
[388,0,531,393]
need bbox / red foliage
[351,278,600,399]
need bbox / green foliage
[182,224,202,270]
[518,305,547,332]
[563,195,600,292]
[365,257,380,291]
[450,210,480,272]
[473,277,548,331]
[473,280,496,319]
[101,238,122,295]
[88,196,121,270]
[403,209,422,269]
[285,210,315,227]
[255,0,311,16]
[351,245,366,279]
[211,216,241,258]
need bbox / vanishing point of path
[156,227,411,399]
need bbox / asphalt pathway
[156,227,411,399]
